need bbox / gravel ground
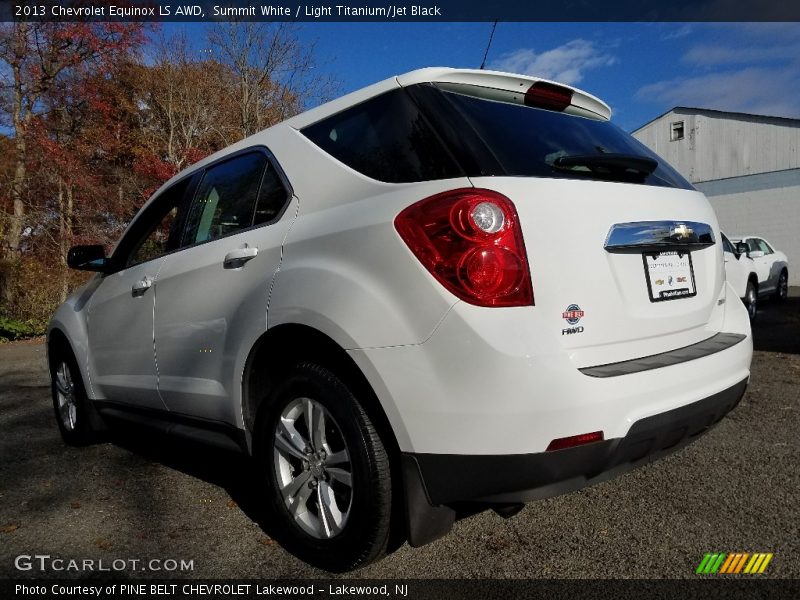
[1,291,798,580]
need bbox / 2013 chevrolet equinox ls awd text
[49,68,753,571]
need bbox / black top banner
[3,0,800,22]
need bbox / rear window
[302,84,692,190]
[435,87,692,189]
[301,88,462,183]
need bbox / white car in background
[48,67,753,571]
[729,235,789,308]
[721,233,760,321]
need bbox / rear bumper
[350,281,752,456]
[408,376,747,506]
[402,377,747,545]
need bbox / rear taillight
[524,81,573,112]
[394,189,533,307]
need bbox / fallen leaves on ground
[1,524,19,533]
[486,535,512,551]
[257,536,276,546]
[94,538,113,550]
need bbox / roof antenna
[479,21,498,70]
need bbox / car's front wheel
[775,270,788,303]
[256,363,392,571]
[50,342,102,446]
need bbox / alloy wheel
[778,273,788,300]
[55,361,77,431]
[273,397,353,539]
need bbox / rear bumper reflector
[579,332,747,378]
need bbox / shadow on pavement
[751,287,800,355]
[108,426,280,538]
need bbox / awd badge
[562,304,585,335]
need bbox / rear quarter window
[301,88,462,183]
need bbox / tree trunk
[2,23,30,307]
[57,179,68,302]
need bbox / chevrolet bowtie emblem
[673,224,693,239]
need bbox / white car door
[747,238,774,292]
[152,149,296,425]
[753,238,780,290]
[86,177,195,409]
[722,234,747,299]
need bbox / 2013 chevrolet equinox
[48,68,753,571]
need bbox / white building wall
[633,109,800,184]
[695,113,800,182]
[633,110,699,181]
[698,181,800,285]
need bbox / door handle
[223,246,258,269]
[132,277,153,296]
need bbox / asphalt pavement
[1,291,798,579]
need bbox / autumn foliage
[0,22,334,336]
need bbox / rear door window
[253,163,291,226]
[182,152,269,246]
[721,234,736,254]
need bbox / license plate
[643,251,697,302]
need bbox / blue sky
[172,22,800,132]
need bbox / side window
[721,234,735,254]
[301,88,462,183]
[182,152,268,246]
[253,163,290,226]
[755,239,773,254]
[126,177,192,267]
[746,239,759,253]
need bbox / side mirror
[735,242,750,257]
[748,250,764,259]
[67,245,109,272]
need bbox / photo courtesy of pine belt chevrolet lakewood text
[49,68,753,572]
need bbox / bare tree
[208,22,339,138]
[134,30,237,173]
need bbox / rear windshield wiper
[551,153,658,179]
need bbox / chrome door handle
[223,246,258,269]
[132,277,153,296]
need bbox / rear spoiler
[396,68,612,121]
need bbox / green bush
[0,316,41,342]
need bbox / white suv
[49,68,752,571]
[729,235,789,306]
[721,232,760,320]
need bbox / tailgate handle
[223,246,258,269]
[604,221,715,254]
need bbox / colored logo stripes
[696,552,773,574]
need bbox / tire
[744,280,758,322]
[50,342,102,446]
[774,270,788,303]
[255,363,392,572]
